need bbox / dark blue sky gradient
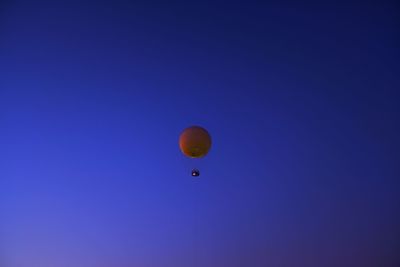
[1,1,400,266]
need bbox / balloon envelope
[179,126,211,158]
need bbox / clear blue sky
[1,1,399,266]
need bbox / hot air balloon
[179,126,212,176]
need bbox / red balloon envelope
[179,126,212,158]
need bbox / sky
[1,1,400,266]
